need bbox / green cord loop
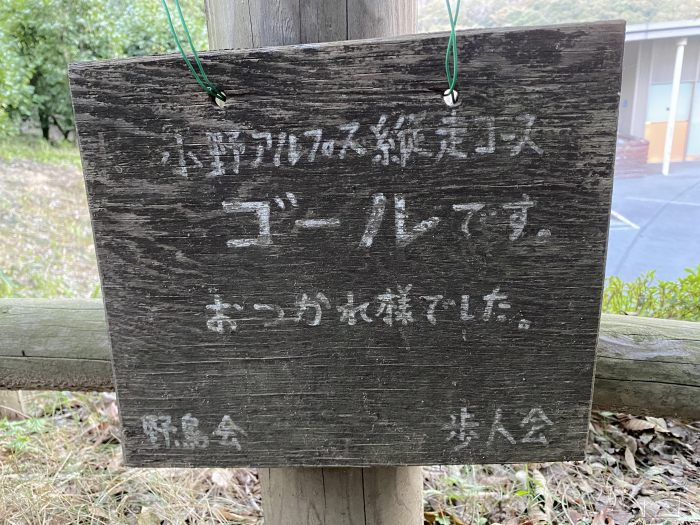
[162,0,459,103]
[161,0,226,102]
[444,0,461,96]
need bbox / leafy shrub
[0,0,206,140]
[602,265,700,321]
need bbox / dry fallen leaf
[624,435,637,455]
[211,468,234,488]
[645,416,669,433]
[565,508,582,524]
[608,509,633,525]
[621,417,655,432]
[578,479,595,494]
[527,469,553,524]
[634,496,662,518]
[639,433,654,445]
[136,507,161,525]
[591,509,616,525]
[669,422,689,439]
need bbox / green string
[161,0,226,102]
[445,0,461,97]
[162,0,458,102]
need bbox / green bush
[0,0,206,140]
[602,265,700,321]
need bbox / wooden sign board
[70,22,624,467]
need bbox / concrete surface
[606,162,700,281]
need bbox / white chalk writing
[443,406,480,451]
[206,295,241,333]
[161,112,543,177]
[142,414,247,450]
[445,406,553,451]
[205,286,532,334]
[520,407,554,444]
[223,193,545,250]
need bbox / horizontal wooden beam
[0,299,113,391]
[1,299,698,419]
[593,314,699,419]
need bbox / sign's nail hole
[443,89,460,107]
[214,93,227,109]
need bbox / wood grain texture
[593,314,700,419]
[205,0,254,49]
[248,0,301,47]
[204,5,422,523]
[69,22,625,467]
[205,0,416,49]
[208,4,422,523]
[2,301,697,419]
[347,0,416,39]
[259,467,423,525]
[299,1,348,44]
[0,299,112,391]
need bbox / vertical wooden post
[203,1,422,523]
[204,0,415,48]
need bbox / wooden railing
[1,299,698,419]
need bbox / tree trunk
[39,109,50,141]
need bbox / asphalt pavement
[606,162,700,281]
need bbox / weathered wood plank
[206,0,304,48]
[347,0,416,39]
[593,314,700,418]
[204,0,255,49]
[1,301,697,419]
[0,299,111,360]
[69,22,624,467]
[0,299,112,391]
[259,466,423,525]
[205,4,421,523]
[0,356,113,392]
[593,379,699,420]
[299,1,347,45]
[204,0,417,49]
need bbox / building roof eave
[626,19,700,41]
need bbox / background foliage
[0,0,207,140]
[417,0,699,32]
[1,0,696,141]
[603,265,700,321]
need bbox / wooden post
[203,1,422,523]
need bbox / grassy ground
[0,136,81,168]
[0,137,698,524]
[0,138,99,298]
[1,392,697,524]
